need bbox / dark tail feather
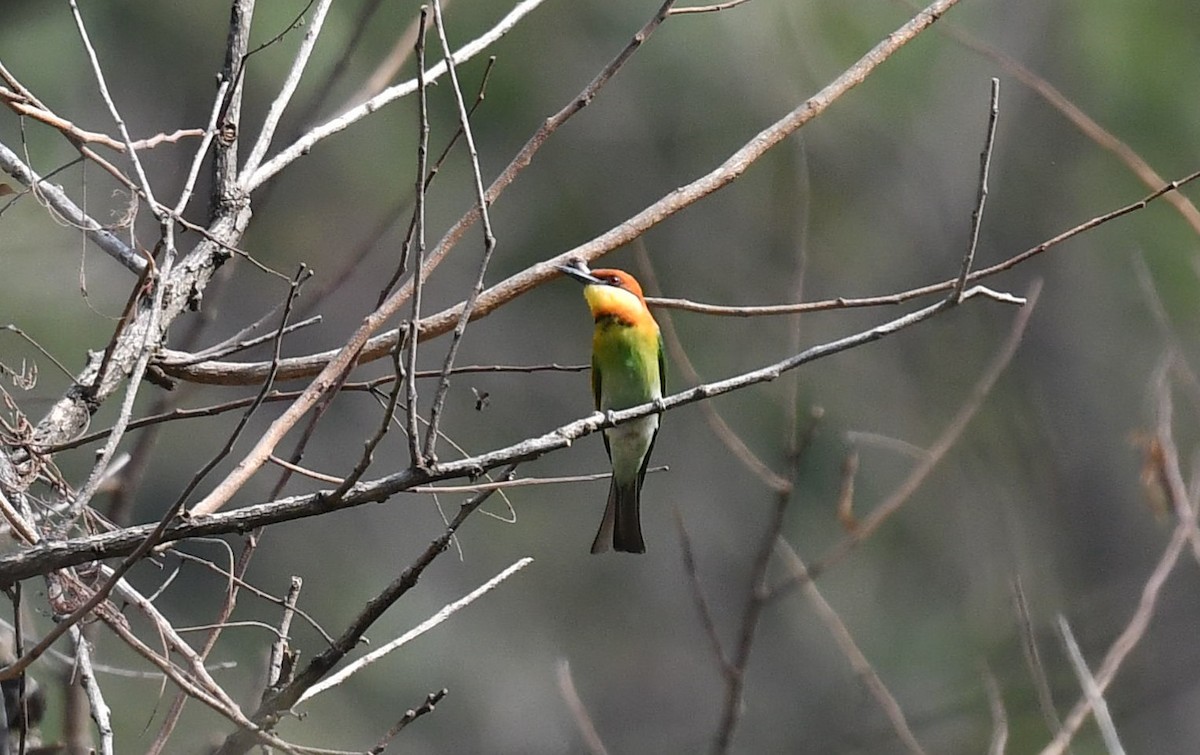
[589,492,615,554]
[593,477,644,554]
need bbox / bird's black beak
[557,258,603,285]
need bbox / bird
[558,258,665,553]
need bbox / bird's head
[558,259,651,324]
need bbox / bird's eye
[605,276,623,286]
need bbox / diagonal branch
[0,142,143,274]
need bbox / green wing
[657,334,666,398]
[592,353,611,461]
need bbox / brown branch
[0,88,199,152]
[1010,575,1064,739]
[420,0,502,462]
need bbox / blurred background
[2,0,1200,752]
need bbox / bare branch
[297,557,532,705]
[1056,615,1126,755]
[243,0,550,192]
[212,465,520,754]
[1011,576,1064,739]
[68,0,161,213]
[407,7,431,468]
[556,660,610,755]
[668,0,755,13]
[0,141,143,274]
[776,542,926,754]
[369,689,448,753]
[240,0,335,180]
[69,625,114,755]
[421,0,501,461]
[955,78,1000,301]
[912,3,1200,236]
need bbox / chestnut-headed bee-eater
[559,259,665,554]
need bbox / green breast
[592,319,662,410]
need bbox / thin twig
[421,0,501,461]
[244,0,549,192]
[172,267,310,513]
[1011,576,1063,738]
[241,0,335,180]
[329,340,408,497]
[68,0,161,213]
[47,363,588,453]
[776,541,926,754]
[297,557,532,705]
[167,314,321,367]
[668,0,755,12]
[407,7,431,468]
[69,625,114,755]
[378,51,496,306]
[556,659,610,755]
[148,536,260,754]
[982,664,1008,755]
[711,493,790,754]
[1056,615,1125,755]
[711,406,822,755]
[955,78,999,301]
[673,508,732,674]
[369,689,448,753]
[905,1,1200,236]
[1039,376,1194,755]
